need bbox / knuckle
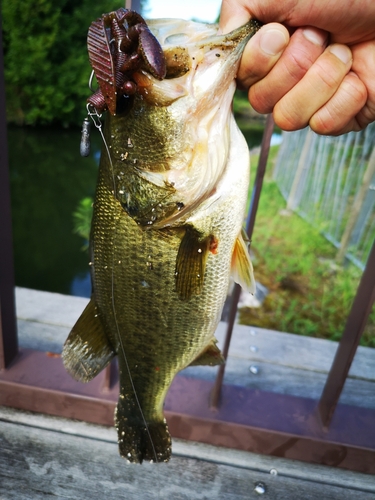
[310,75,368,135]
[314,59,344,91]
[249,85,273,114]
[273,102,304,131]
[283,47,318,81]
[310,110,336,135]
[343,73,368,106]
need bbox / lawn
[241,145,375,347]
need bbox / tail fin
[115,399,171,463]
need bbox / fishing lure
[80,8,166,156]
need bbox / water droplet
[249,365,259,374]
[88,261,93,266]
[127,452,131,458]
[250,329,257,336]
[270,468,278,476]
[198,248,202,253]
[250,345,258,353]
[254,483,266,495]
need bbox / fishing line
[88,103,158,463]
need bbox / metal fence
[273,123,375,269]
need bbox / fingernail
[303,28,327,46]
[260,29,288,56]
[329,44,352,64]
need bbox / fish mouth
[147,18,262,54]
[144,18,263,105]
[199,19,263,50]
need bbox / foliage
[73,196,93,248]
[239,146,375,347]
[1,0,134,126]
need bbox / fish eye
[164,33,190,45]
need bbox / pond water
[8,124,279,298]
[8,126,100,298]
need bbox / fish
[62,15,260,463]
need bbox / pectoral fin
[175,227,211,300]
[62,297,115,382]
[231,230,256,294]
[189,338,224,366]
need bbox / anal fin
[189,338,224,367]
[62,297,115,383]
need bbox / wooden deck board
[4,287,374,497]
[1,408,374,500]
[15,287,375,409]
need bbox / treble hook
[79,71,104,157]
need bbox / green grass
[240,146,375,347]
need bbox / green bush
[2,0,133,126]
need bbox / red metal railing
[0,18,18,371]
[1,14,375,474]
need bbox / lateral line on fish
[101,125,159,464]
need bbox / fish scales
[63,16,261,463]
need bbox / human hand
[220,0,375,135]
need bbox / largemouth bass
[63,14,260,463]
